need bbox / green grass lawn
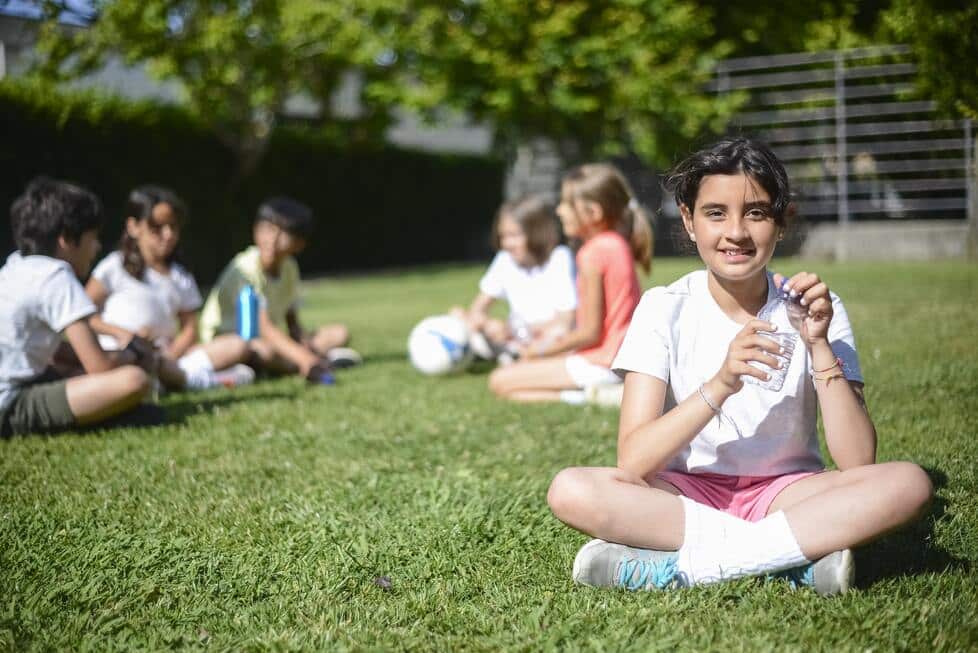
[2,258,977,651]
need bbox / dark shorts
[0,378,75,438]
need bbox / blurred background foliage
[2,0,974,277]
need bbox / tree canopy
[22,0,978,170]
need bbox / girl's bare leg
[547,466,686,549]
[488,356,577,402]
[248,337,298,375]
[308,324,349,355]
[197,334,250,370]
[66,366,150,425]
[768,462,933,560]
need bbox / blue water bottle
[237,285,259,340]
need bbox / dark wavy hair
[663,137,792,226]
[120,185,187,279]
[11,176,102,257]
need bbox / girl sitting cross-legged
[546,138,932,595]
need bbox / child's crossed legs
[548,461,932,587]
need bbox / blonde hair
[561,163,653,274]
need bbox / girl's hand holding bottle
[711,319,786,397]
[773,271,834,345]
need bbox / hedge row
[0,81,505,284]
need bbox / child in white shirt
[455,195,576,362]
[547,138,932,595]
[0,178,154,437]
[86,186,253,391]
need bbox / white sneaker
[326,347,363,369]
[573,539,688,590]
[468,331,495,360]
[212,364,256,388]
[772,548,854,596]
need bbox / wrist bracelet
[697,384,721,414]
[812,357,843,374]
[813,371,845,384]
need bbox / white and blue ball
[408,314,473,376]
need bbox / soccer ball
[407,314,474,375]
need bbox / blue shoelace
[616,556,679,590]
[771,563,814,589]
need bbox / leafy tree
[881,0,978,119]
[368,0,739,167]
[30,0,396,179]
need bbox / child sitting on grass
[547,138,932,595]
[0,177,156,437]
[198,197,360,384]
[86,185,254,392]
[453,194,576,364]
[488,164,652,404]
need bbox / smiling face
[128,202,181,266]
[681,173,781,284]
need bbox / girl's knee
[547,468,598,522]
[117,365,150,399]
[890,462,934,514]
[488,367,509,397]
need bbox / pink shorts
[656,470,822,522]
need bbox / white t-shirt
[612,269,863,477]
[478,245,577,327]
[91,251,202,348]
[0,252,97,411]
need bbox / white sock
[177,349,216,390]
[676,496,809,586]
[559,389,587,405]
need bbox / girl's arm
[617,319,783,478]
[83,277,136,346]
[166,311,199,359]
[63,319,141,373]
[526,266,602,358]
[779,271,876,470]
[465,293,496,331]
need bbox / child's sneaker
[213,364,256,388]
[573,539,688,590]
[326,347,363,369]
[772,548,854,596]
[468,331,496,361]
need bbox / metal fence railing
[711,45,974,237]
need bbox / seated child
[199,197,359,382]
[488,164,652,403]
[0,177,155,437]
[547,138,932,595]
[453,194,576,363]
[86,185,254,391]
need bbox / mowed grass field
[2,258,977,651]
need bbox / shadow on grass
[855,466,969,587]
[161,389,299,423]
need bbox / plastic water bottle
[743,281,807,392]
[237,285,259,340]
